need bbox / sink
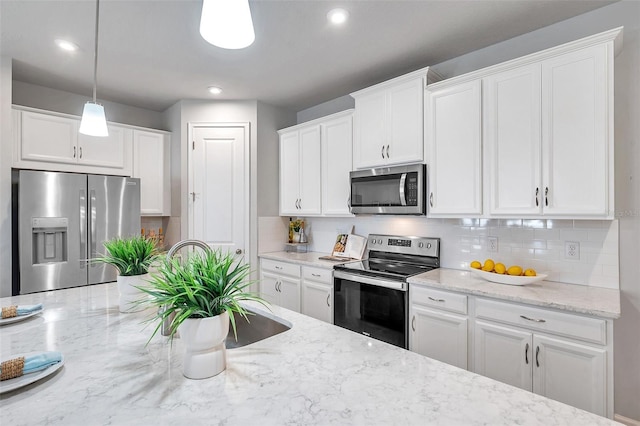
[225,307,292,349]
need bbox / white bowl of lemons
[469,259,547,286]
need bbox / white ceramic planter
[117,274,148,313]
[179,312,230,379]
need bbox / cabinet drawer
[475,298,606,345]
[411,286,467,314]
[261,259,301,278]
[302,266,333,284]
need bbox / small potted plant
[93,235,160,313]
[139,249,266,379]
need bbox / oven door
[333,271,408,349]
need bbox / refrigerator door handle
[90,190,97,262]
[79,189,86,269]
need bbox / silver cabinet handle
[545,187,549,207]
[275,266,283,270]
[428,296,445,302]
[79,146,83,159]
[429,192,434,208]
[298,199,301,209]
[190,192,196,202]
[535,187,539,207]
[381,145,385,159]
[73,146,77,158]
[347,196,351,209]
[520,315,546,323]
[536,346,540,367]
[326,294,330,307]
[386,144,389,158]
[312,273,321,277]
[274,281,278,292]
[411,315,416,331]
[525,343,529,364]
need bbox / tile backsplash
[260,216,619,289]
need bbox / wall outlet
[487,237,498,253]
[565,241,580,260]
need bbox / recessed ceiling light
[55,39,79,52]
[327,8,349,25]
[208,86,222,95]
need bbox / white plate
[0,352,64,394]
[469,267,547,286]
[0,308,43,326]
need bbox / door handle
[89,190,97,263]
[525,343,529,364]
[535,187,539,207]
[190,192,196,202]
[79,189,86,269]
[535,345,540,368]
[235,249,242,255]
[326,294,330,307]
[411,315,416,331]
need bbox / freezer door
[17,170,88,294]
[87,175,141,285]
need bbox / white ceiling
[0,0,616,113]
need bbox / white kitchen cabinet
[77,124,130,170]
[409,286,468,369]
[20,110,78,164]
[279,124,321,215]
[425,79,483,216]
[352,67,438,169]
[133,129,171,216]
[260,259,301,313]
[301,266,333,323]
[321,111,353,216]
[473,298,610,417]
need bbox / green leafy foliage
[93,235,160,276]
[138,249,267,342]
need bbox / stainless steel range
[333,234,440,349]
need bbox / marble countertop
[409,268,621,319]
[1,283,617,425]
[259,251,353,269]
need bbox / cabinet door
[321,114,353,216]
[21,111,78,164]
[353,91,387,168]
[279,131,301,215]
[474,320,532,391]
[298,126,322,215]
[485,65,542,215]
[302,280,332,323]
[387,77,424,165]
[260,271,280,306]
[78,124,130,170]
[533,335,607,417]
[279,276,301,312]
[542,44,610,216]
[426,80,482,216]
[410,305,468,369]
[133,130,169,215]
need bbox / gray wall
[0,57,12,297]
[297,94,354,124]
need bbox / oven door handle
[334,270,407,291]
[399,173,407,206]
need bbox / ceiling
[0,0,616,113]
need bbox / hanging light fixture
[199,0,255,49]
[79,0,108,137]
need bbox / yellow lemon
[494,263,506,274]
[482,259,495,272]
[470,260,482,269]
[507,265,523,276]
[524,268,537,277]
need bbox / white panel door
[353,91,387,168]
[302,280,332,323]
[542,44,609,216]
[426,80,483,215]
[387,77,424,165]
[410,305,468,369]
[78,124,130,170]
[533,335,607,417]
[321,114,353,216]
[133,130,168,215]
[474,320,533,391]
[485,65,542,215]
[298,126,322,215]
[279,130,301,215]
[279,276,301,312]
[21,111,78,164]
[191,124,247,256]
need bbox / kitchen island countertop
[0,283,618,425]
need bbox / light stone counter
[409,268,621,319]
[0,283,618,425]
[259,250,353,269]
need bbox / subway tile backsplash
[287,217,619,289]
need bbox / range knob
[377,239,383,244]
[427,243,432,249]
[369,239,376,245]
[418,242,424,248]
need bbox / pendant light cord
[92,0,100,103]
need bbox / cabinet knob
[235,249,242,255]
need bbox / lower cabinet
[409,286,468,369]
[260,259,301,313]
[301,266,333,324]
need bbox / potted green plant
[139,248,266,379]
[93,235,160,313]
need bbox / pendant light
[79,0,108,137]
[199,0,255,49]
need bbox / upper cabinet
[279,110,354,217]
[352,67,440,169]
[132,129,171,216]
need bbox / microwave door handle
[399,173,407,206]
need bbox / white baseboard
[615,414,640,426]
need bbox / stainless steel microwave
[349,164,426,215]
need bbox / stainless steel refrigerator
[12,170,141,295]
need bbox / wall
[297,94,354,124]
[0,57,12,297]
[12,80,166,130]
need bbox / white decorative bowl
[469,267,547,286]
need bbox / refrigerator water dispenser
[31,217,68,264]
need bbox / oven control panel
[367,234,439,257]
